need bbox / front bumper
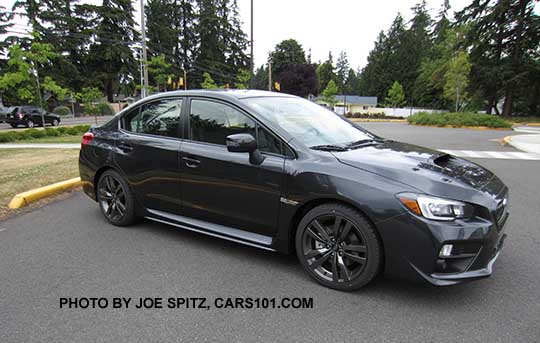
[377,208,508,286]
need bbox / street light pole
[250,0,254,89]
[140,0,149,98]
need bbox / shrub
[26,128,47,139]
[53,106,71,116]
[65,127,80,135]
[56,127,68,134]
[0,131,18,143]
[344,112,353,118]
[95,102,115,116]
[407,112,512,128]
[72,124,91,133]
[45,128,60,137]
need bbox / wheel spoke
[337,255,351,281]
[309,250,332,269]
[331,254,339,282]
[99,189,113,200]
[343,244,366,253]
[343,251,366,264]
[332,216,343,238]
[304,247,330,259]
[105,201,113,215]
[105,176,114,193]
[338,222,352,242]
[311,220,331,242]
[116,201,125,215]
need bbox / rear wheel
[97,170,136,226]
[295,203,382,291]
[26,120,34,128]
[52,118,59,126]
[10,123,17,128]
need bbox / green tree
[444,51,471,112]
[201,72,218,89]
[147,55,174,92]
[321,79,338,106]
[456,0,540,116]
[335,51,349,94]
[76,87,103,114]
[0,41,68,106]
[234,69,251,89]
[269,39,306,78]
[87,0,138,101]
[385,81,406,108]
[316,54,335,93]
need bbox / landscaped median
[0,125,91,143]
[407,112,513,129]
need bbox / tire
[10,123,17,128]
[97,170,136,226]
[295,203,382,291]
[26,120,34,128]
[52,119,59,126]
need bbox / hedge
[0,125,91,143]
[407,112,512,128]
[53,106,72,116]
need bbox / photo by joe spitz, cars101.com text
[79,90,508,291]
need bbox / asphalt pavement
[0,115,114,131]
[1,122,539,342]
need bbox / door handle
[118,143,133,152]
[182,156,201,168]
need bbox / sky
[4,0,473,69]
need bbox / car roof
[141,89,296,102]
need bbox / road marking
[0,228,6,232]
[440,150,540,160]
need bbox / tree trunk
[502,90,513,116]
[106,80,113,103]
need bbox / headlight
[397,193,473,221]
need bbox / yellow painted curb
[408,124,511,131]
[8,177,82,209]
[502,136,512,145]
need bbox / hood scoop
[421,153,492,188]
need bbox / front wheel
[10,123,18,128]
[26,120,34,128]
[52,119,59,126]
[295,203,382,291]
[97,170,136,226]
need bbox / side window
[257,126,282,155]
[190,99,255,145]
[123,99,182,138]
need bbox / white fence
[380,108,443,118]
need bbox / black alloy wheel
[97,170,136,226]
[52,119,59,126]
[296,204,381,291]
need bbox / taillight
[17,113,23,119]
[81,132,94,147]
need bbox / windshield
[243,96,374,148]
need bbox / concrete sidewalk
[513,126,540,134]
[0,143,80,149]
[506,134,540,154]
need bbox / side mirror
[226,133,265,165]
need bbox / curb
[503,134,540,154]
[408,124,511,131]
[349,119,407,123]
[8,177,82,209]
[503,136,512,145]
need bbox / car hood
[332,140,505,207]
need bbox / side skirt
[144,209,276,252]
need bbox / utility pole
[184,68,187,90]
[250,0,254,89]
[140,0,149,98]
[268,60,272,91]
[455,84,460,112]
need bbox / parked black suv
[79,90,508,290]
[5,106,61,128]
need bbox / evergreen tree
[87,0,138,101]
[335,51,349,94]
[269,39,306,79]
[455,0,540,115]
[0,6,14,55]
[316,52,335,93]
[385,81,406,108]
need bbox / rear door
[179,98,286,236]
[114,97,184,214]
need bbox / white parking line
[441,150,540,160]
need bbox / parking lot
[1,122,539,342]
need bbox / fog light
[439,244,453,257]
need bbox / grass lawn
[10,135,82,144]
[0,149,80,216]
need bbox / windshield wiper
[310,144,349,152]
